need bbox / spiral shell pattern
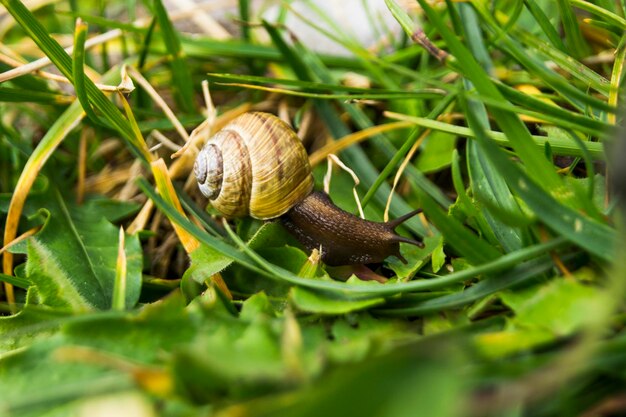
[194,112,314,220]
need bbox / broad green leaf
[239,292,276,320]
[0,290,66,353]
[0,296,192,415]
[475,277,607,357]
[290,287,385,314]
[183,244,233,285]
[61,293,194,360]
[229,332,465,417]
[0,340,135,416]
[501,277,605,334]
[415,131,457,173]
[25,188,142,311]
[82,197,140,223]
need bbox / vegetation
[0,0,624,415]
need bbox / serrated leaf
[388,236,443,280]
[0,290,66,354]
[183,244,233,285]
[25,188,142,311]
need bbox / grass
[0,0,624,416]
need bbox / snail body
[195,112,424,266]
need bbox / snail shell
[194,112,314,220]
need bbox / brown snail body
[194,112,424,266]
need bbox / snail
[194,112,424,266]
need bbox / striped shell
[194,112,314,220]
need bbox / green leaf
[183,222,299,285]
[0,293,67,353]
[377,253,569,315]
[385,111,605,159]
[82,197,140,223]
[415,131,457,173]
[523,0,567,51]
[419,190,502,264]
[569,0,626,30]
[25,188,142,311]
[413,0,564,191]
[502,277,605,334]
[290,287,385,314]
[183,244,234,285]
[387,236,443,280]
[475,277,607,357]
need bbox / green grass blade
[0,0,151,163]
[409,0,564,191]
[557,0,591,58]
[384,111,605,159]
[0,272,30,289]
[496,83,614,136]
[112,228,127,311]
[470,1,614,113]
[0,87,73,104]
[418,190,503,264]
[376,254,570,314]
[470,92,610,139]
[72,19,102,124]
[140,176,569,298]
[463,96,616,261]
[239,0,251,42]
[205,72,445,99]
[213,82,443,100]
[361,93,457,209]
[514,29,610,96]
[151,0,195,113]
[523,0,567,51]
[570,0,626,29]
